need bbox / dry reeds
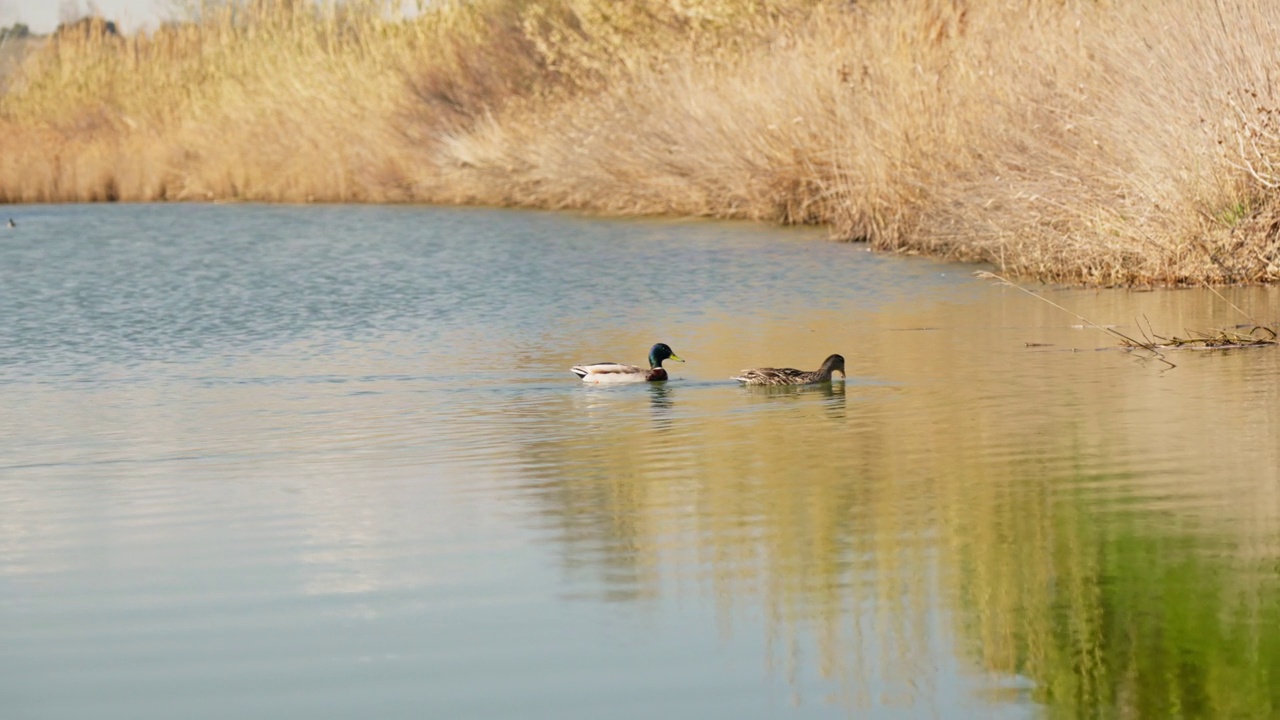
[1133,325,1278,350]
[3,0,1280,286]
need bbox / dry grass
[2,0,1280,285]
[1135,325,1278,349]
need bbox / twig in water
[977,271,1278,359]
[1200,282,1258,326]
[975,271,1150,347]
[975,271,1175,368]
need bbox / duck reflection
[647,382,675,428]
[573,380,677,421]
[739,379,847,419]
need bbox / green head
[649,343,683,368]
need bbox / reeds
[1134,325,1278,349]
[3,0,1280,286]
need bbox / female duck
[732,353,845,386]
[572,343,684,383]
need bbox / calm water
[2,204,1279,719]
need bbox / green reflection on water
[514,286,1280,715]
[950,470,1280,718]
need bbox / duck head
[822,353,846,378]
[649,343,684,368]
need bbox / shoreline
[3,1,1279,287]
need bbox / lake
[2,204,1279,719]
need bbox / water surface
[2,204,1279,719]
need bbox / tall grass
[2,0,1280,285]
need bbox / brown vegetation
[2,0,1280,286]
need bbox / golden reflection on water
[4,259,1279,716]
[512,283,1280,714]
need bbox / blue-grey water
[2,204,1279,719]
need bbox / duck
[571,343,684,383]
[5,218,14,228]
[732,353,845,386]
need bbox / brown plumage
[732,354,845,386]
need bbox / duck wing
[571,362,647,381]
[732,367,809,385]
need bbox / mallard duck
[571,343,684,383]
[732,353,845,386]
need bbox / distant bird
[732,354,846,386]
[571,343,684,383]
[5,218,13,228]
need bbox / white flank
[571,363,648,383]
